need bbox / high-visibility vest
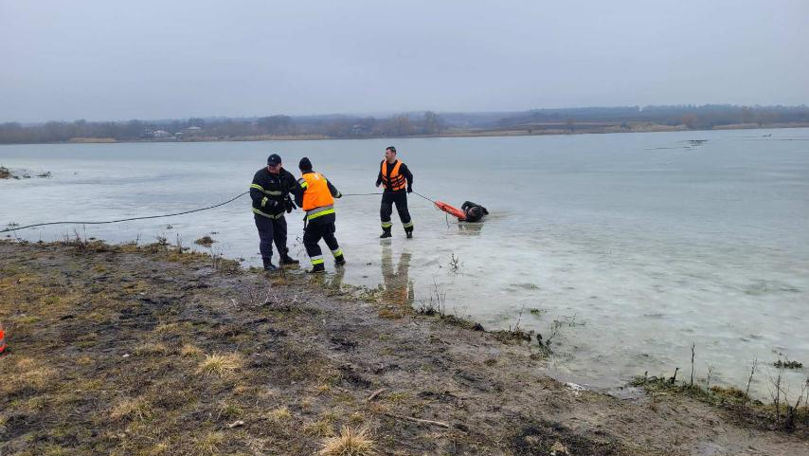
[300,172,335,221]
[381,160,407,191]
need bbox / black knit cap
[298,157,313,171]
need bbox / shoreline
[2,122,808,146]
[1,239,807,454]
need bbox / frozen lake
[2,128,808,397]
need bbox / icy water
[2,129,808,397]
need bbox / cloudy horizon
[2,0,807,123]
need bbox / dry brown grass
[197,352,243,376]
[319,426,376,456]
[5,357,57,392]
[109,396,153,422]
[196,431,224,455]
[134,342,169,356]
[267,406,291,421]
[180,343,203,357]
[305,418,336,437]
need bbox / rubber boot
[280,254,299,266]
[307,263,326,274]
[379,227,392,239]
[262,257,278,272]
[334,253,346,266]
[405,227,413,239]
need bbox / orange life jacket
[381,160,407,191]
[301,172,335,220]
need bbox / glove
[407,185,413,194]
[285,198,296,213]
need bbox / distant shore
[8,122,809,146]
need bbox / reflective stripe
[381,222,392,228]
[252,208,284,219]
[261,196,268,207]
[306,205,335,221]
[403,221,414,228]
[252,183,284,197]
[310,255,324,265]
[298,178,308,189]
[331,248,343,257]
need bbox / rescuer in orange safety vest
[293,157,345,273]
[375,146,414,239]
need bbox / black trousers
[254,214,288,260]
[303,219,341,265]
[380,190,413,231]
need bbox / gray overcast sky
[1,0,807,122]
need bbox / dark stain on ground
[329,335,357,351]
[339,364,372,388]
[418,390,460,405]
[512,419,626,455]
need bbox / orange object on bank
[0,323,7,354]
[434,201,466,220]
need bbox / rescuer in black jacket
[250,153,299,271]
[375,146,414,239]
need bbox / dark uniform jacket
[250,167,297,218]
[461,201,489,222]
[375,159,413,192]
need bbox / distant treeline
[1,105,807,144]
[493,105,809,131]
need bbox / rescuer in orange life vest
[375,146,414,239]
[293,157,345,273]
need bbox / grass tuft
[319,426,376,456]
[109,396,153,421]
[180,343,203,357]
[268,406,291,421]
[197,352,243,376]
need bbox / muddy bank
[1,240,807,455]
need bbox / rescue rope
[2,190,443,234]
[412,191,437,204]
[1,191,250,233]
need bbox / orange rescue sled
[434,201,466,221]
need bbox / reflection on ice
[381,243,414,308]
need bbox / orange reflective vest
[300,172,335,221]
[381,160,407,191]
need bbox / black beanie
[299,157,313,171]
